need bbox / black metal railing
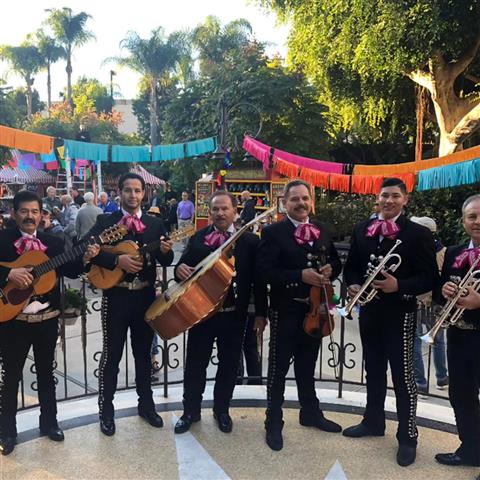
[16,263,448,412]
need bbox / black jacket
[434,243,480,327]
[343,214,438,308]
[257,218,342,310]
[0,227,83,310]
[87,210,174,287]
[174,225,268,317]
[240,198,256,225]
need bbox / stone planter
[62,307,81,326]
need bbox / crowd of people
[0,176,478,477]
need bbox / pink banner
[242,136,271,171]
[273,149,343,174]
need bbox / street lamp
[110,70,116,100]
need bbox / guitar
[87,225,195,290]
[0,225,128,323]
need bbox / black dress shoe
[300,414,342,433]
[266,428,283,451]
[397,445,416,466]
[342,423,384,438]
[0,437,16,456]
[139,410,164,428]
[213,412,232,433]
[40,425,65,442]
[100,418,116,436]
[174,413,201,434]
[435,452,480,467]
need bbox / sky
[0,0,290,102]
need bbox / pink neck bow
[366,219,400,240]
[14,236,47,255]
[204,230,229,249]
[294,223,320,245]
[452,247,480,269]
[119,214,146,234]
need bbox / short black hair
[13,190,42,211]
[118,172,145,191]
[380,177,407,194]
[210,190,238,208]
[284,179,312,198]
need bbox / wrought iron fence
[17,259,449,412]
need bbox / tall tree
[261,0,480,156]
[45,7,94,104]
[0,43,43,119]
[108,28,190,145]
[33,30,65,113]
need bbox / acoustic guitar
[0,225,128,323]
[87,225,195,290]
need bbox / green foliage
[71,76,113,115]
[12,87,44,116]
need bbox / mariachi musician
[0,191,99,456]
[342,178,437,467]
[86,173,173,436]
[174,190,267,435]
[257,179,342,452]
[434,194,480,468]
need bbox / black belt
[179,218,191,221]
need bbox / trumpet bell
[336,306,352,319]
[420,332,435,345]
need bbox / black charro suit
[174,225,267,416]
[435,243,480,463]
[256,217,342,426]
[0,227,83,439]
[86,211,173,420]
[343,214,437,446]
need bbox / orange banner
[0,125,54,154]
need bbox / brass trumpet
[338,239,402,319]
[420,256,480,345]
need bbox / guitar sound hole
[7,287,33,305]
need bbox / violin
[303,248,335,339]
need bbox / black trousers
[447,327,480,462]
[266,306,323,425]
[183,311,246,416]
[98,287,156,419]
[0,317,59,437]
[238,312,262,385]
[359,303,418,446]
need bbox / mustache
[22,219,35,224]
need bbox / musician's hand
[118,254,143,274]
[160,237,174,254]
[8,267,33,289]
[302,268,327,287]
[372,270,398,293]
[347,284,361,298]
[176,263,196,281]
[83,244,100,263]
[318,263,333,280]
[456,286,480,310]
[254,316,267,335]
[442,281,458,301]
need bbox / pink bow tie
[453,247,480,269]
[119,214,146,234]
[204,230,229,248]
[294,223,320,245]
[366,219,400,240]
[14,236,47,255]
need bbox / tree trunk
[149,77,159,145]
[47,63,52,114]
[26,78,33,119]
[66,48,72,104]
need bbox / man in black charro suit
[257,179,343,451]
[86,172,173,436]
[434,194,480,468]
[342,177,437,467]
[173,190,267,435]
[0,191,99,456]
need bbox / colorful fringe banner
[0,125,54,154]
[298,167,329,189]
[329,174,351,192]
[242,136,271,171]
[273,149,343,174]
[274,157,299,178]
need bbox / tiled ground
[1,408,478,480]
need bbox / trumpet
[420,256,480,345]
[338,239,402,319]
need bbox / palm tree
[193,16,253,76]
[45,7,94,104]
[0,43,43,119]
[108,28,190,145]
[34,30,65,113]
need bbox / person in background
[60,195,79,241]
[177,191,195,234]
[410,216,448,396]
[147,206,162,218]
[168,198,178,233]
[69,187,85,207]
[99,191,118,214]
[42,186,62,212]
[150,188,164,208]
[240,190,256,225]
[39,204,71,249]
[75,192,102,240]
